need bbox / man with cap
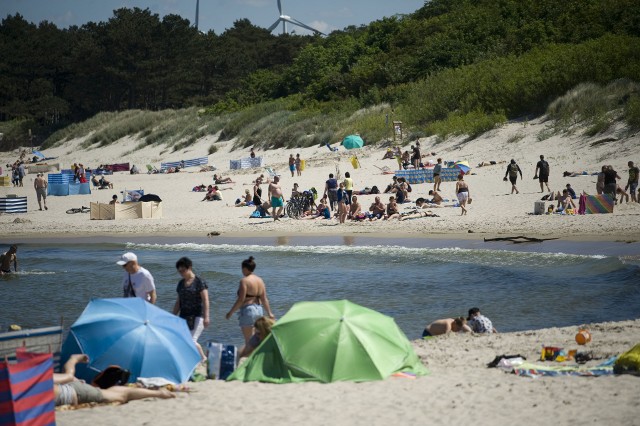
[117,252,157,304]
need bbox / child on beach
[422,317,472,337]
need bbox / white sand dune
[1,119,640,239]
[56,319,640,426]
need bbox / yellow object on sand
[300,159,306,171]
[350,156,360,169]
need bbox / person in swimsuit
[384,196,400,220]
[54,354,175,407]
[422,317,473,337]
[368,196,386,221]
[455,174,470,215]
[433,158,443,191]
[239,316,275,358]
[253,176,263,207]
[295,154,302,177]
[427,190,443,205]
[337,182,350,223]
[34,173,48,211]
[348,195,362,220]
[268,175,284,221]
[226,256,275,344]
[626,160,639,203]
[0,245,18,274]
[289,154,296,177]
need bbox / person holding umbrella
[226,256,275,344]
[504,159,523,194]
[173,257,210,363]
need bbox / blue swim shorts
[238,304,264,327]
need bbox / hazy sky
[0,0,425,34]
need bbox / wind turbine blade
[267,19,281,32]
[284,16,324,35]
[277,0,282,15]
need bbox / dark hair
[329,173,334,178]
[176,257,193,270]
[428,190,434,195]
[242,256,256,272]
[112,195,118,200]
[345,172,350,178]
[467,307,480,320]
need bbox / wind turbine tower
[267,0,325,36]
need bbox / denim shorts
[238,304,264,327]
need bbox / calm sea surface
[1,237,639,347]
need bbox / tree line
[1,0,640,149]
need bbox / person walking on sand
[269,175,284,221]
[626,161,639,203]
[324,173,339,212]
[422,317,473,337]
[0,245,18,275]
[288,154,296,178]
[226,256,275,344]
[117,252,157,304]
[455,174,470,215]
[534,155,551,193]
[34,173,48,210]
[504,159,523,194]
[295,153,302,177]
[172,257,210,363]
[433,158,443,191]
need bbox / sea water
[1,238,639,347]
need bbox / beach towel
[581,194,614,214]
[512,358,616,378]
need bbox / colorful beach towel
[513,357,616,378]
[579,194,614,214]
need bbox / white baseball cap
[116,252,137,266]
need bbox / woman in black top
[172,257,210,363]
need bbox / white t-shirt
[122,267,156,301]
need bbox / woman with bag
[173,257,210,363]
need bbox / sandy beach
[55,318,640,426]
[1,118,639,240]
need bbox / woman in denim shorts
[226,256,275,344]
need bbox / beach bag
[614,343,640,374]
[92,365,130,389]
[250,210,262,218]
[508,164,519,178]
[206,342,237,380]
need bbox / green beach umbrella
[341,135,364,150]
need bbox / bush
[625,94,640,130]
[425,110,506,140]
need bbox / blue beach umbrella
[455,161,471,174]
[342,135,364,150]
[63,298,200,384]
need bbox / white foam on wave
[13,271,58,275]
[125,242,609,265]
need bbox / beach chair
[146,165,159,174]
[265,167,278,178]
[0,325,64,372]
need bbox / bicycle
[285,192,315,219]
[66,206,91,214]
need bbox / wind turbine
[195,0,199,30]
[267,0,325,36]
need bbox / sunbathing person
[54,354,175,407]
[213,174,234,184]
[384,176,399,193]
[384,196,400,220]
[422,317,473,337]
[99,176,113,189]
[235,190,254,207]
[368,196,386,221]
[202,185,224,201]
[303,196,330,220]
[348,195,362,220]
[427,190,443,205]
[556,189,576,212]
[381,148,395,160]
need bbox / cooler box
[206,342,237,380]
[534,201,546,215]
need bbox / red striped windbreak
[0,350,55,426]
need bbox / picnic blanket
[161,157,208,171]
[578,194,614,214]
[230,157,263,170]
[513,358,616,378]
[395,168,460,184]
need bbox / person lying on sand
[399,209,439,221]
[54,355,175,407]
[213,174,234,184]
[422,317,473,337]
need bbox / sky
[0,0,426,35]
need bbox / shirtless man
[422,317,473,337]
[0,245,18,275]
[368,196,386,221]
[348,195,362,219]
[34,173,48,210]
[268,175,284,221]
[55,354,175,407]
[428,190,443,205]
